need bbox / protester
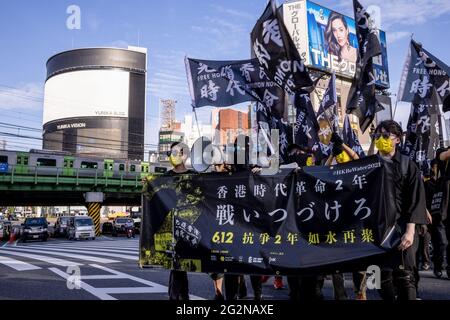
[425,160,448,278]
[436,147,450,279]
[374,120,427,301]
[165,142,193,301]
[222,136,264,300]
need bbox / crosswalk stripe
[28,244,139,251]
[0,247,119,264]
[0,254,41,271]
[0,250,82,267]
[20,246,138,260]
[38,244,139,251]
[24,244,138,254]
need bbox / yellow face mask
[306,156,314,167]
[169,155,183,167]
[375,137,394,155]
[335,151,351,164]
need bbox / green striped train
[0,149,167,179]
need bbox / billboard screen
[43,69,130,125]
[283,0,390,89]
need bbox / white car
[67,216,95,240]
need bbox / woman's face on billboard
[331,18,348,47]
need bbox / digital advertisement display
[43,69,130,125]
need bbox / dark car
[101,222,113,235]
[53,216,71,237]
[22,218,48,242]
[112,218,134,237]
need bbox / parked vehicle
[53,216,71,237]
[67,216,95,240]
[21,218,48,242]
[101,222,113,235]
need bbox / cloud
[209,4,254,20]
[387,31,411,45]
[0,83,43,112]
[110,40,129,48]
[336,0,450,30]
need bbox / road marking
[49,264,205,300]
[0,247,119,264]
[25,244,139,254]
[0,250,81,267]
[48,267,116,300]
[22,246,137,260]
[0,255,41,271]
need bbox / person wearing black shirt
[166,142,193,300]
[436,147,450,278]
[374,120,427,301]
[424,158,448,278]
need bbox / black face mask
[289,153,308,167]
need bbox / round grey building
[42,47,147,160]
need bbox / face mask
[306,156,314,167]
[169,155,183,167]
[290,153,308,167]
[375,137,394,155]
[335,151,351,164]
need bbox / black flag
[343,115,365,158]
[399,40,449,174]
[402,89,441,176]
[397,40,450,112]
[346,0,382,133]
[185,57,270,108]
[251,0,313,97]
[294,92,322,162]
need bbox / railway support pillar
[85,192,104,236]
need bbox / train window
[81,162,98,169]
[119,164,125,171]
[36,158,57,167]
[141,166,149,173]
[24,157,28,165]
[130,165,136,172]
[17,158,22,165]
[0,156,7,163]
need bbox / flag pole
[192,106,202,138]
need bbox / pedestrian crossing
[0,238,139,271]
[0,237,206,300]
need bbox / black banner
[250,0,313,97]
[140,156,400,275]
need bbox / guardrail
[0,165,147,190]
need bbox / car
[112,218,135,237]
[21,218,48,242]
[67,216,95,240]
[53,216,71,237]
[133,220,141,235]
[101,222,113,234]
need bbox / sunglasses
[374,132,395,139]
[167,149,183,157]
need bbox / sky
[0,0,450,153]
